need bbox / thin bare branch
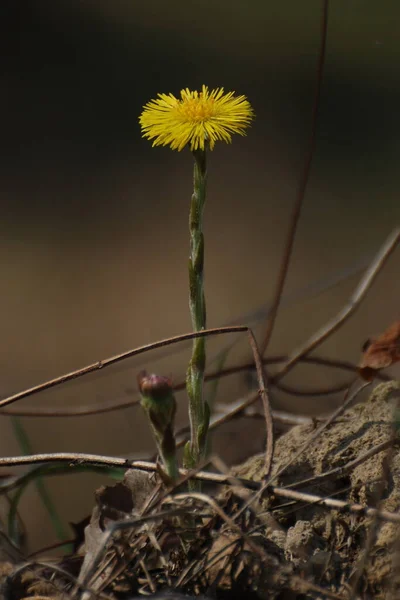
[259,0,330,356]
[269,485,400,525]
[175,385,346,455]
[175,390,260,449]
[0,354,379,418]
[0,325,248,408]
[246,329,274,476]
[274,379,352,397]
[274,227,400,381]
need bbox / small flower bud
[138,370,178,482]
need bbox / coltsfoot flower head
[139,85,254,152]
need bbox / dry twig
[273,227,400,381]
[260,0,330,356]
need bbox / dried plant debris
[72,381,400,599]
[1,560,73,600]
[75,480,289,598]
[359,320,400,380]
[78,468,156,594]
[3,381,400,600]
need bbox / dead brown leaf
[359,320,400,380]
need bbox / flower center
[177,95,215,122]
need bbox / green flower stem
[185,149,210,469]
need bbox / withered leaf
[359,320,400,380]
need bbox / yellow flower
[139,85,254,152]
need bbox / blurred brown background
[0,0,399,551]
